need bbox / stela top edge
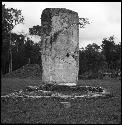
[41,8,78,17]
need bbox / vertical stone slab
[41,8,79,84]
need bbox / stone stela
[41,8,79,84]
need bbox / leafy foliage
[79,18,90,28]
[1,32,41,74]
[101,36,121,71]
[79,38,121,79]
[29,25,44,36]
[2,4,24,72]
[79,43,105,77]
[2,4,24,37]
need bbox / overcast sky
[3,2,121,48]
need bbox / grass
[2,64,42,79]
[1,78,42,96]
[1,77,121,124]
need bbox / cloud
[79,2,121,47]
[12,23,29,35]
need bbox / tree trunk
[9,32,12,73]
[28,58,30,64]
[17,42,18,52]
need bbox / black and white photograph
[1,2,121,124]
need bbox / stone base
[58,82,77,86]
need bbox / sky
[3,2,121,48]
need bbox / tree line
[2,4,41,74]
[79,36,121,79]
[1,32,41,74]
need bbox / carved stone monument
[41,8,79,84]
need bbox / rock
[58,83,76,86]
[25,86,39,92]
[41,8,79,84]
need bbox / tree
[11,33,25,52]
[79,18,90,28]
[29,25,43,36]
[2,4,24,73]
[30,43,41,65]
[1,39,10,74]
[24,38,34,64]
[101,36,120,71]
[11,33,27,70]
[85,43,104,73]
[85,43,101,52]
[115,43,121,70]
[79,43,105,78]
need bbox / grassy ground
[1,77,121,124]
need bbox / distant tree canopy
[79,36,121,79]
[101,36,121,71]
[79,43,105,76]
[1,32,41,74]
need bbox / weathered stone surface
[41,8,79,84]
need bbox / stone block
[41,8,79,84]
